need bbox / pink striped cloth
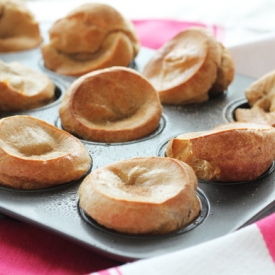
[90,213,275,275]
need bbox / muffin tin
[0,23,275,262]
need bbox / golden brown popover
[142,27,234,105]
[59,67,162,143]
[79,157,200,234]
[166,122,275,182]
[0,0,42,52]
[0,115,92,189]
[41,3,140,76]
[0,60,55,111]
[235,70,275,126]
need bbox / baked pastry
[0,115,92,189]
[0,60,55,111]
[142,27,234,105]
[166,122,275,182]
[235,70,275,126]
[79,157,200,234]
[59,66,162,143]
[41,3,140,76]
[0,0,42,52]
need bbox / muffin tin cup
[223,97,249,123]
[78,188,209,240]
[0,23,274,262]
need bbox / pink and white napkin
[90,213,275,275]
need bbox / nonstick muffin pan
[0,23,275,262]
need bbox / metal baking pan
[0,23,275,262]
